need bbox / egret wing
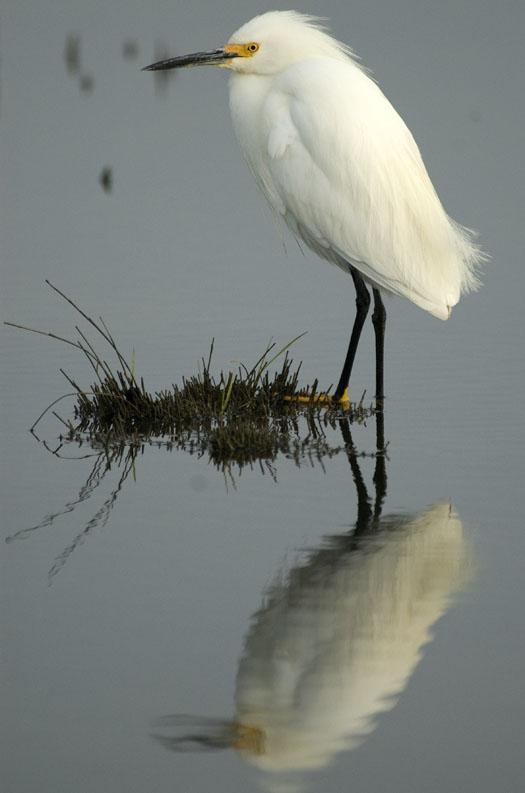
[262,58,478,318]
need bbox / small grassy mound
[71,340,313,436]
[6,282,373,465]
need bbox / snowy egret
[144,10,483,402]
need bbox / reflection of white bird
[154,502,472,781]
[232,502,471,773]
[144,11,483,401]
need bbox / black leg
[373,407,387,522]
[371,288,386,403]
[334,268,370,400]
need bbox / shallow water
[2,2,525,792]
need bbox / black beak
[142,48,238,71]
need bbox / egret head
[143,10,350,76]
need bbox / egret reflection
[154,416,473,787]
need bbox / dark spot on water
[153,42,177,96]
[64,35,80,75]
[79,73,94,94]
[99,167,113,194]
[122,39,140,60]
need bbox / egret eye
[246,42,259,54]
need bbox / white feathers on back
[228,10,483,319]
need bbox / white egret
[144,10,483,402]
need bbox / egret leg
[334,269,370,401]
[371,288,386,402]
[373,408,387,521]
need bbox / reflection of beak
[142,48,238,71]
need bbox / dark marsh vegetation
[5,283,383,583]
[5,282,375,470]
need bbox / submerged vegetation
[6,282,374,469]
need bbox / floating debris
[99,166,113,193]
[122,39,140,60]
[153,42,177,96]
[64,35,81,75]
[64,35,95,94]
[79,73,95,94]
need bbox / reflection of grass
[6,444,137,585]
[6,282,373,467]
[5,285,379,582]
[4,417,376,583]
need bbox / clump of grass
[72,336,314,437]
[6,282,373,464]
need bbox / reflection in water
[231,502,469,777]
[154,415,472,790]
[5,414,349,580]
[6,389,363,580]
[5,445,138,584]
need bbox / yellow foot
[231,723,266,755]
[283,388,351,408]
[336,388,351,407]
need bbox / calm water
[2,2,524,792]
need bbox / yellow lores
[223,42,260,59]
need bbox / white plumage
[144,10,484,398]
[227,11,482,320]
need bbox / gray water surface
[2,1,524,792]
